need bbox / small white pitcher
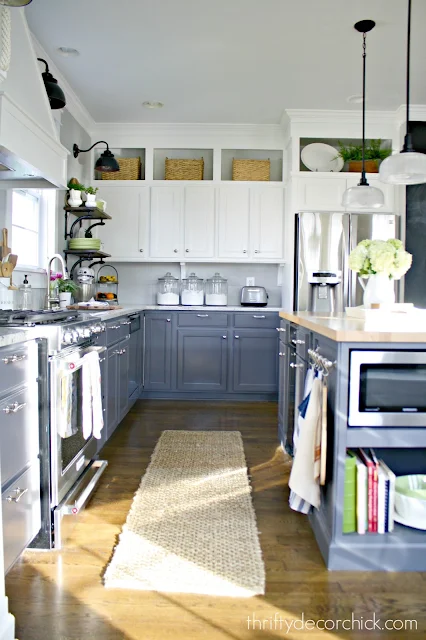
[359,274,395,307]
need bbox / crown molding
[30,33,96,136]
[91,121,284,139]
[284,108,397,125]
[395,104,426,127]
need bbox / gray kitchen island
[279,310,426,571]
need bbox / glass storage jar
[157,272,180,305]
[205,273,228,306]
[181,272,204,306]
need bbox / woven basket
[232,158,270,181]
[165,158,204,180]
[101,157,141,180]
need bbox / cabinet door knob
[185,249,189,253]
[166,318,171,322]
[174,249,178,253]
[139,249,144,253]
[222,335,227,339]
[243,250,247,254]
[234,335,239,339]
[254,250,259,254]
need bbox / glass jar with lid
[181,272,204,306]
[205,273,228,306]
[157,272,180,305]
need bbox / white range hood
[0,8,68,189]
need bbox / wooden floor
[5,401,426,639]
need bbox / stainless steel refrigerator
[294,212,399,312]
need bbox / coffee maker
[308,271,341,313]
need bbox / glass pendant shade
[379,150,426,185]
[342,184,385,209]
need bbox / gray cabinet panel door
[232,329,278,393]
[118,337,130,420]
[177,329,228,391]
[278,339,287,433]
[97,351,107,452]
[128,330,139,398]
[106,347,118,439]
[144,314,173,391]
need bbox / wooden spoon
[7,254,17,269]
[1,229,10,257]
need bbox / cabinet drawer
[233,313,279,329]
[0,341,34,398]
[106,318,128,345]
[0,387,39,488]
[177,312,229,327]
[2,462,41,573]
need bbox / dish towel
[82,350,104,440]
[289,370,322,513]
[58,372,75,438]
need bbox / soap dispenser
[19,275,32,310]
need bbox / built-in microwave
[349,350,426,427]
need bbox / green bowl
[395,475,426,499]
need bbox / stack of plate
[394,474,426,530]
[68,238,101,251]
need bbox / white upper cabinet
[95,186,150,259]
[183,186,215,258]
[150,187,183,258]
[250,187,283,259]
[218,187,250,258]
[296,176,347,212]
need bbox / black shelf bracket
[85,221,105,238]
[68,216,106,239]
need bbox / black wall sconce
[37,58,66,110]
[0,1,33,5]
[73,141,120,173]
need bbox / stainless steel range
[0,309,108,549]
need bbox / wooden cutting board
[67,305,122,310]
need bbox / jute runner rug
[104,430,265,596]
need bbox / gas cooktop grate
[0,309,79,326]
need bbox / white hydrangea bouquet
[349,238,412,279]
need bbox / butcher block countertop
[279,310,426,343]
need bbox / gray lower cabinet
[144,312,173,391]
[177,329,228,391]
[232,329,278,393]
[106,345,119,439]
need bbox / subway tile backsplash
[108,262,283,306]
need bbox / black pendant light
[379,0,426,184]
[0,1,33,5]
[342,20,384,209]
[73,141,120,173]
[37,58,66,110]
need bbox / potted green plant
[336,139,392,173]
[56,278,79,308]
[67,179,86,207]
[84,185,99,208]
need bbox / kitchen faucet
[46,253,69,309]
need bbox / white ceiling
[26,0,426,125]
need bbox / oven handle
[52,346,107,373]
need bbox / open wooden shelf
[64,206,111,220]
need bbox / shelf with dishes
[299,137,392,173]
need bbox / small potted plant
[56,278,79,308]
[336,139,392,173]
[84,185,99,208]
[67,179,86,207]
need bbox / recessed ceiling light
[57,47,79,57]
[347,94,365,104]
[142,101,164,109]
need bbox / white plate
[394,511,426,530]
[301,143,344,173]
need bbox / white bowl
[395,475,426,524]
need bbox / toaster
[240,286,269,307]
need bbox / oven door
[50,345,106,506]
[349,350,426,427]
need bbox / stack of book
[343,449,396,534]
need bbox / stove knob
[90,324,99,334]
[71,330,79,343]
[63,331,74,345]
[75,327,84,338]
[83,327,92,338]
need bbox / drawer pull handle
[121,321,132,325]
[279,352,285,357]
[3,402,26,414]
[276,327,286,332]
[2,354,26,364]
[289,363,303,369]
[291,339,305,345]
[120,349,127,355]
[253,315,266,319]
[197,314,209,318]
[99,357,106,363]
[113,350,120,356]
[109,325,121,330]
[6,487,28,503]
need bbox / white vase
[360,274,395,307]
[68,189,82,207]
[85,193,97,207]
[59,292,72,308]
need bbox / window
[11,189,56,269]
